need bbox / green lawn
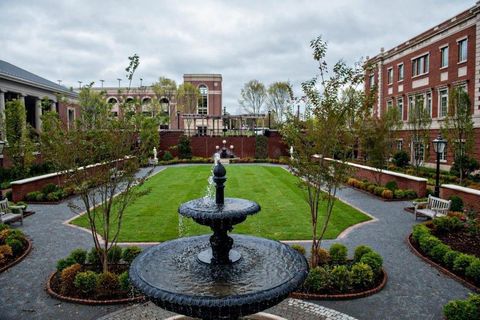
[70,165,370,242]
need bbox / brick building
[100,74,223,135]
[365,2,480,169]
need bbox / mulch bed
[406,234,480,293]
[435,229,480,258]
[290,268,387,300]
[46,265,145,305]
[0,237,33,273]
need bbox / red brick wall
[159,130,288,159]
[11,174,64,202]
[58,101,81,128]
[440,185,480,213]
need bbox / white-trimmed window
[397,97,404,120]
[386,99,393,109]
[440,46,449,68]
[458,38,468,63]
[67,108,75,129]
[408,96,414,120]
[198,85,208,115]
[426,92,432,118]
[396,139,403,151]
[439,143,447,162]
[387,68,393,85]
[438,88,448,118]
[369,74,375,88]
[398,64,404,81]
[412,54,429,76]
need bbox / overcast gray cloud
[0,0,474,112]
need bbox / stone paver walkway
[0,164,474,320]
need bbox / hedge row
[346,178,417,200]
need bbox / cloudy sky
[0,0,474,113]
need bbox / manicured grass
[70,165,370,242]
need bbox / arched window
[125,97,134,104]
[142,97,152,105]
[198,85,208,115]
[159,97,169,116]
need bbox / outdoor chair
[0,198,23,225]
[414,195,451,220]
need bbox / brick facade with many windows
[365,3,480,168]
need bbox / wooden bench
[0,199,23,225]
[414,195,451,220]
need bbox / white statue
[153,147,158,161]
[290,146,294,160]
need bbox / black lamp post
[177,111,180,129]
[268,111,271,129]
[432,134,447,197]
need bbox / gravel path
[0,164,473,320]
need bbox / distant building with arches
[98,74,223,134]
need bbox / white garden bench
[414,195,451,220]
[0,199,23,225]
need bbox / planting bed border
[46,272,146,305]
[0,237,32,273]
[406,234,480,293]
[346,185,414,202]
[290,268,387,300]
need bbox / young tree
[442,86,476,183]
[239,80,267,115]
[151,77,177,119]
[5,99,36,176]
[407,95,432,175]
[281,36,361,267]
[176,83,200,134]
[267,81,293,125]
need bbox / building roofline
[367,2,480,64]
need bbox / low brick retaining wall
[11,158,130,202]
[324,158,428,197]
[440,184,480,213]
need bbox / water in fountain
[202,153,220,206]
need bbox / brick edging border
[290,268,387,300]
[46,272,146,305]
[0,237,32,273]
[406,234,480,293]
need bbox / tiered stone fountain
[130,159,308,319]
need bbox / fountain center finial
[213,161,226,205]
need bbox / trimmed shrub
[41,183,59,194]
[119,271,130,291]
[468,294,480,312]
[449,195,464,212]
[351,262,374,289]
[0,229,10,242]
[255,135,268,159]
[394,189,405,199]
[122,246,142,264]
[367,184,376,193]
[0,224,9,232]
[0,244,13,257]
[25,191,42,202]
[418,235,442,255]
[162,151,173,161]
[374,186,385,196]
[290,244,306,255]
[360,251,383,275]
[430,244,450,263]
[178,135,192,159]
[444,250,461,269]
[353,245,373,263]
[453,254,476,275]
[69,248,87,265]
[404,189,417,199]
[5,238,23,256]
[304,267,330,292]
[56,256,77,272]
[330,265,351,292]
[87,248,103,268]
[443,299,478,320]
[329,244,348,265]
[466,259,480,285]
[412,224,431,243]
[74,271,98,294]
[60,263,82,294]
[35,193,45,202]
[392,150,409,168]
[381,189,393,199]
[315,248,331,266]
[385,181,398,191]
[107,245,122,264]
[96,272,119,297]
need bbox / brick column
[475,13,480,115]
[19,93,27,132]
[50,100,56,112]
[35,97,42,131]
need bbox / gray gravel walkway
[0,164,474,320]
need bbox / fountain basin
[130,234,309,320]
[179,198,261,228]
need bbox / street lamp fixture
[432,134,447,197]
